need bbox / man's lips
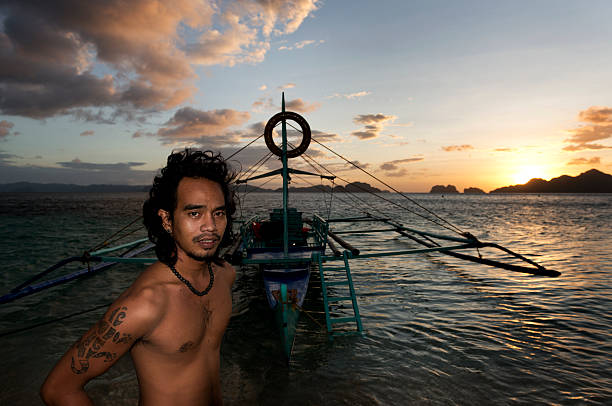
[193,234,220,247]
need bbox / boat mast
[281,93,289,256]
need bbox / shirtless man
[41,149,237,405]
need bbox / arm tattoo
[70,306,133,375]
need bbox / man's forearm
[41,386,94,406]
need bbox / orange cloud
[0,120,16,139]
[564,106,612,151]
[0,1,320,119]
[567,157,601,165]
[351,113,397,140]
[442,144,473,152]
[311,130,340,142]
[278,83,296,90]
[157,107,250,143]
[578,106,612,123]
[286,98,321,113]
[328,91,371,100]
[380,157,424,171]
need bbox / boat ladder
[315,251,363,338]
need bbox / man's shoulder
[216,258,236,282]
[117,262,175,320]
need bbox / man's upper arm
[43,288,160,396]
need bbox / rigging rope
[236,151,275,183]
[289,138,463,235]
[227,133,265,160]
[90,215,144,252]
[0,302,112,338]
[229,120,469,238]
[309,136,467,236]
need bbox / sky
[1,0,612,193]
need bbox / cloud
[379,157,424,171]
[494,148,514,152]
[132,130,156,138]
[311,130,339,142]
[327,91,371,100]
[567,157,601,165]
[578,106,612,123]
[72,109,117,124]
[278,83,296,90]
[0,150,20,163]
[385,168,408,177]
[0,159,155,185]
[0,1,320,119]
[564,106,612,151]
[0,120,17,139]
[351,113,397,140]
[286,98,320,113]
[80,130,94,137]
[58,159,146,171]
[442,144,474,152]
[156,107,250,144]
[278,39,324,51]
[351,131,377,140]
[259,85,267,91]
[252,96,275,112]
[563,143,609,151]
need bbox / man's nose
[200,213,216,231]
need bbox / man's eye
[214,211,226,217]
[189,211,200,217]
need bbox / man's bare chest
[143,288,232,355]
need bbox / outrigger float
[1,94,560,360]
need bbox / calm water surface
[0,192,611,405]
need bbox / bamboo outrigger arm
[319,214,560,277]
[381,218,561,277]
[235,167,335,184]
[1,240,155,305]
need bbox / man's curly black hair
[143,149,236,266]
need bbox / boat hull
[262,259,311,359]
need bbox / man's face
[159,177,227,262]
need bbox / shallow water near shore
[1,192,611,405]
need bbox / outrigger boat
[1,94,560,361]
[231,94,561,359]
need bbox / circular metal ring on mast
[264,111,311,158]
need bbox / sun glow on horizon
[512,165,549,185]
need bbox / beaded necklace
[169,262,214,296]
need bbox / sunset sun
[512,166,547,185]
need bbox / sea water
[0,192,610,405]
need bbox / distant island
[429,185,485,194]
[429,185,459,194]
[4,169,610,194]
[490,169,612,193]
[236,181,387,193]
[0,180,387,194]
[0,182,149,193]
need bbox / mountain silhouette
[490,169,612,193]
